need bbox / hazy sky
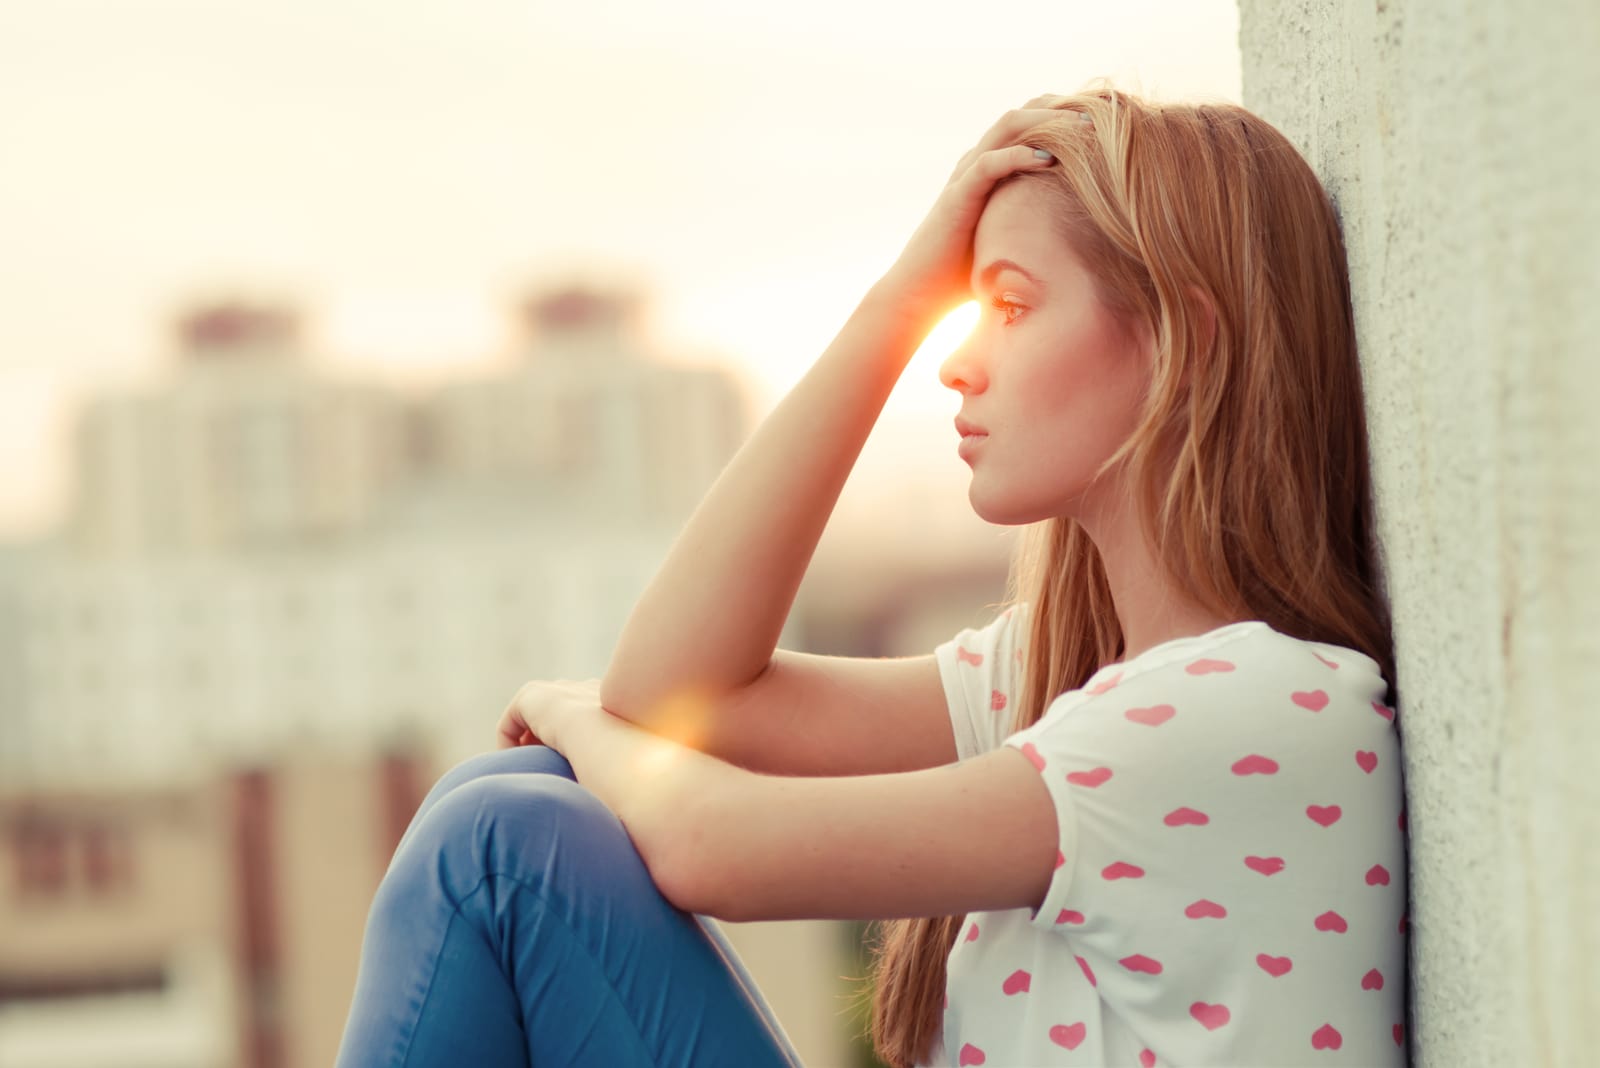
[0,0,1241,536]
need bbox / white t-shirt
[923,608,1408,1067]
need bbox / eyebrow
[973,258,1046,291]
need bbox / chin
[967,488,1047,527]
[968,480,1090,527]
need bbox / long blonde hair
[868,80,1395,1067]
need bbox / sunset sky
[0,0,1241,536]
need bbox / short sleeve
[933,605,1027,761]
[998,656,1264,935]
[968,624,1408,1067]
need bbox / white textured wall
[1236,2,1599,1065]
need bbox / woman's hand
[496,678,604,752]
[875,96,1079,323]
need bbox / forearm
[601,284,937,720]
[547,710,745,900]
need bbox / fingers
[495,695,531,749]
[945,143,1056,210]
[948,103,1087,186]
[974,105,1072,153]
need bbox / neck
[1077,489,1238,665]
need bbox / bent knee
[425,746,576,803]
[404,772,625,882]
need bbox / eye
[989,295,1025,326]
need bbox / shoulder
[1049,621,1387,725]
[1011,622,1397,788]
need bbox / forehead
[971,180,1086,287]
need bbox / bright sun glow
[898,301,980,411]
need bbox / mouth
[954,417,987,462]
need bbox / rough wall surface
[1236,2,1599,1065]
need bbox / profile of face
[939,180,1153,528]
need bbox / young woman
[336,82,1407,1067]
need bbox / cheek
[1032,352,1145,462]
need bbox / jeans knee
[396,771,625,902]
[424,746,575,807]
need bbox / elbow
[599,670,661,728]
[630,792,748,921]
[650,843,730,919]
[597,673,633,719]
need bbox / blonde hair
[867,79,1395,1067]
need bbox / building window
[83,823,134,894]
[11,816,68,899]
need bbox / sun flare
[898,301,980,411]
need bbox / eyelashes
[989,295,1025,326]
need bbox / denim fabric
[335,746,805,1067]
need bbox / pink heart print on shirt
[1184,898,1227,919]
[1314,652,1340,669]
[1366,863,1391,886]
[1362,968,1385,990]
[1292,689,1330,711]
[1102,861,1145,880]
[1306,804,1343,826]
[1087,671,1122,695]
[1002,969,1031,995]
[1119,954,1163,975]
[1256,953,1293,977]
[1075,955,1097,987]
[1189,1002,1231,1031]
[1311,1024,1343,1050]
[958,1042,987,1065]
[1139,1051,1157,1068]
[965,922,979,942]
[1244,855,1286,875]
[1164,806,1209,826]
[956,646,983,667]
[990,689,1007,712]
[1067,766,1113,787]
[1232,754,1280,775]
[1185,658,1235,675]
[1372,700,1396,720]
[1048,1023,1086,1050]
[1021,743,1046,771]
[1125,704,1176,726]
[1314,910,1349,933]
[1056,909,1086,925]
[1356,750,1379,773]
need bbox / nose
[938,341,987,395]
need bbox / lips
[954,416,986,436]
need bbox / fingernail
[1033,148,1054,161]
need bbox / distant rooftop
[176,302,301,362]
[520,286,642,345]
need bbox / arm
[598,109,1064,774]
[505,684,1059,922]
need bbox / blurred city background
[0,2,1240,1065]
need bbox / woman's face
[940,180,1152,527]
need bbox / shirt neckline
[1087,619,1270,682]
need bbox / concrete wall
[1236,2,1599,1065]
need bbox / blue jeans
[335,746,805,1067]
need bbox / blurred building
[421,288,744,522]
[3,288,746,786]
[0,747,430,1068]
[69,304,407,557]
